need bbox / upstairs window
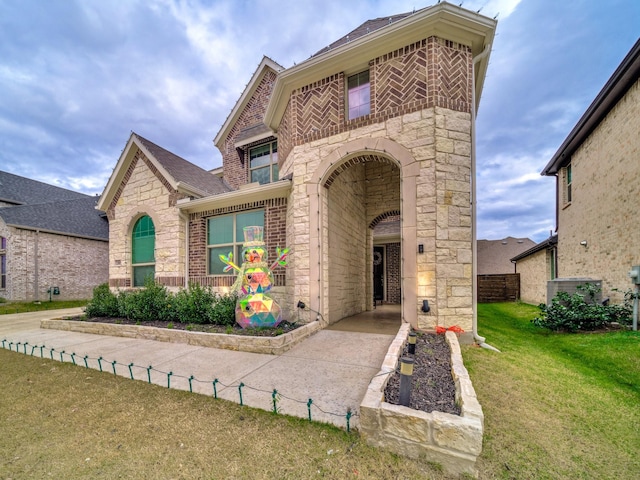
[132,215,155,286]
[347,70,370,120]
[249,141,278,185]
[562,164,572,205]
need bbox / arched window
[132,215,155,286]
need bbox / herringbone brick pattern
[295,75,342,136]
[434,39,471,110]
[374,43,427,114]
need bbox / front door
[373,246,385,304]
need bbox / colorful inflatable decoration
[219,226,290,329]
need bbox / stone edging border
[359,324,484,477]
[40,318,323,355]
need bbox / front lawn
[0,300,87,315]
[464,302,640,479]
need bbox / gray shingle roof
[0,170,88,206]
[134,133,231,196]
[0,195,108,240]
[313,10,419,57]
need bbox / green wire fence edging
[2,337,363,432]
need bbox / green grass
[464,302,640,479]
[0,349,450,480]
[0,299,87,315]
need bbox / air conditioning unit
[546,278,602,305]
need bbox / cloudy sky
[0,0,638,242]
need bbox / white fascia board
[177,179,291,214]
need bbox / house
[510,234,557,305]
[97,2,497,343]
[0,170,109,301]
[477,236,535,275]
[519,38,640,305]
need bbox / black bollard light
[408,331,417,355]
[399,356,414,407]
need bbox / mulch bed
[71,316,301,337]
[384,332,460,415]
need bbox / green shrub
[210,292,237,326]
[117,277,172,321]
[85,283,119,317]
[172,282,218,324]
[532,283,632,332]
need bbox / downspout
[178,210,189,289]
[472,44,500,352]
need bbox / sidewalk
[0,308,399,429]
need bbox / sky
[0,0,638,243]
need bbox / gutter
[471,43,500,353]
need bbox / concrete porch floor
[327,304,402,335]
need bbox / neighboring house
[510,234,557,305]
[97,3,497,342]
[522,38,640,305]
[477,236,535,274]
[0,171,109,301]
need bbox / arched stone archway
[303,137,418,326]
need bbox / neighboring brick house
[520,38,640,305]
[0,171,109,301]
[98,3,497,341]
[477,237,535,274]
[510,235,557,305]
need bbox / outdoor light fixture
[580,240,588,247]
[296,300,323,322]
[418,244,424,254]
[297,300,306,309]
[408,331,417,354]
[421,299,430,313]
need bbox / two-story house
[97,2,497,343]
[516,38,639,305]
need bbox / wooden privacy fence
[477,274,520,303]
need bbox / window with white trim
[207,210,265,275]
[249,141,278,185]
[562,164,572,205]
[347,70,370,120]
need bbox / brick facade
[0,220,108,301]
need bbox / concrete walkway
[0,306,401,429]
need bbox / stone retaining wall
[359,325,484,477]
[40,319,322,355]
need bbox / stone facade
[106,149,186,289]
[554,79,640,302]
[0,220,108,301]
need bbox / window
[347,70,370,120]
[132,215,155,286]
[563,164,572,204]
[207,210,264,275]
[249,141,278,185]
[0,236,6,289]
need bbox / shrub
[532,283,632,332]
[117,277,172,322]
[172,282,218,325]
[210,292,237,326]
[85,283,119,317]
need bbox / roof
[0,195,108,241]
[133,134,231,196]
[510,235,558,262]
[98,132,231,211]
[542,38,640,175]
[0,170,87,206]
[477,236,536,274]
[313,10,418,57]
[265,2,497,131]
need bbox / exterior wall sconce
[580,240,588,247]
[418,244,424,254]
[421,299,430,313]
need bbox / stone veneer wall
[0,221,108,301]
[516,248,549,306]
[556,79,640,303]
[107,150,185,289]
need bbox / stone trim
[360,327,483,477]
